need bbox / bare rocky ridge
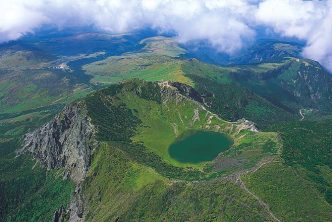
[168,81,212,107]
[19,102,97,183]
[18,102,96,221]
[53,184,85,222]
[235,118,258,132]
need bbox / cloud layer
[0,0,331,70]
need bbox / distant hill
[182,39,303,65]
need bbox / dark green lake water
[168,131,233,163]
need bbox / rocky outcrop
[53,184,85,222]
[235,118,258,132]
[19,102,97,183]
[67,185,85,222]
[169,81,212,107]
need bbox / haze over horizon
[1,0,331,71]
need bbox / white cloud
[0,0,47,42]
[302,0,332,71]
[140,0,256,53]
[0,0,256,54]
[256,0,332,71]
[256,0,322,39]
[0,0,332,71]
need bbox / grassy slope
[83,36,192,86]
[82,80,332,221]
[243,162,332,222]
[181,60,295,128]
[241,118,332,221]
[123,84,281,170]
[80,80,291,220]
[86,80,281,176]
[231,58,332,116]
[83,142,275,222]
[270,119,332,204]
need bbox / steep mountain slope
[232,59,332,113]
[0,111,74,222]
[14,80,332,222]
[181,60,295,127]
[17,80,283,221]
[20,103,97,183]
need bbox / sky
[0,0,331,71]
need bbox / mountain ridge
[15,80,296,221]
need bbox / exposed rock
[169,81,212,107]
[191,108,200,126]
[53,184,85,222]
[53,206,68,222]
[18,101,97,183]
[19,102,96,221]
[236,118,258,132]
[67,184,85,222]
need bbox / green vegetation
[84,37,192,86]
[182,60,294,128]
[84,80,281,181]
[233,59,332,115]
[0,111,74,222]
[3,167,74,222]
[1,33,332,222]
[83,142,274,222]
[243,162,332,221]
[83,142,167,221]
[0,49,92,114]
[241,117,332,221]
[268,118,332,205]
[86,91,141,142]
[270,119,332,168]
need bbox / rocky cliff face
[53,185,85,222]
[289,60,332,104]
[161,81,212,108]
[19,102,97,183]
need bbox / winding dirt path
[176,156,282,221]
[299,109,305,121]
[226,158,282,222]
